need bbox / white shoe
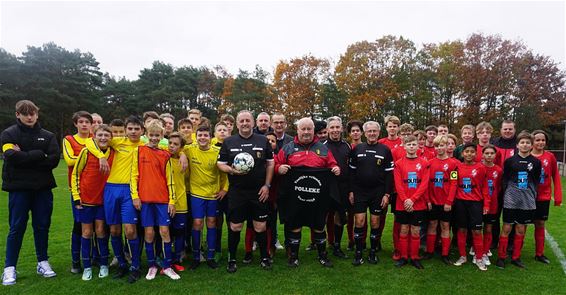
[482,254,491,266]
[487,250,493,257]
[469,247,475,256]
[162,267,180,280]
[145,266,158,280]
[37,261,56,278]
[200,251,206,262]
[2,266,16,285]
[82,268,92,281]
[98,265,109,278]
[252,241,258,251]
[453,256,467,266]
[475,258,488,271]
[275,240,284,250]
[109,257,119,267]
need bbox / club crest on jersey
[316,149,320,155]
[527,162,533,171]
[376,159,382,166]
[471,169,477,177]
[416,163,422,171]
[510,150,515,156]
[443,163,449,171]
[256,151,262,158]
[543,159,549,167]
[492,171,498,179]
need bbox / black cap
[314,120,327,133]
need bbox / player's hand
[258,185,269,202]
[278,164,291,175]
[428,202,432,211]
[349,192,354,205]
[483,208,489,215]
[444,204,452,212]
[217,190,227,200]
[99,157,109,175]
[331,166,340,176]
[11,144,20,152]
[168,204,176,217]
[74,200,83,210]
[179,153,189,172]
[133,198,141,210]
[381,194,389,209]
[230,166,247,176]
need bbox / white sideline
[545,229,566,275]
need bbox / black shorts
[395,210,426,226]
[453,199,483,230]
[217,196,229,216]
[534,201,550,221]
[428,204,452,223]
[503,208,535,225]
[228,189,269,224]
[329,181,350,215]
[483,214,498,225]
[352,186,387,216]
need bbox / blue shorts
[78,205,105,224]
[191,197,218,219]
[70,194,79,222]
[141,203,171,227]
[172,213,187,230]
[103,183,138,225]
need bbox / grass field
[0,160,565,294]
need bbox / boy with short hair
[71,124,114,280]
[109,119,126,137]
[495,131,542,269]
[454,124,475,160]
[177,118,194,145]
[220,114,235,135]
[131,120,179,280]
[481,144,503,266]
[424,125,438,158]
[378,115,402,150]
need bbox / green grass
[0,160,565,294]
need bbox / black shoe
[495,258,505,269]
[422,252,434,260]
[243,252,253,264]
[206,259,218,269]
[368,250,379,264]
[352,251,364,266]
[411,259,424,269]
[511,259,525,269]
[127,269,141,284]
[190,259,201,270]
[288,255,299,268]
[535,255,550,264]
[441,256,453,265]
[70,261,81,274]
[347,241,355,251]
[113,266,129,279]
[395,258,408,268]
[318,252,333,268]
[260,258,272,270]
[226,260,237,273]
[333,247,348,259]
[375,240,382,252]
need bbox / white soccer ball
[233,152,255,173]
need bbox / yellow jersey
[187,145,228,200]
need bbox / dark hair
[72,111,93,124]
[482,144,497,154]
[177,118,193,128]
[196,125,211,135]
[346,120,363,133]
[517,131,533,143]
[220,114,235,123]
[125,115,144,128]
[143,111,159,122]
[93,124,113,136]
[168,132,186,147]
[265,131,276,138]
[110,118,124,127]
[462,142,476,151]
[15,100,39,115]
[425,125,438,133]
[531,130,548,141]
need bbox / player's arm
[550,155,562,206]
[62,137,78,167]
[71,148,89,204]
[384,150,394,195]
[166,159,176,205]
[130,148,141,201]
[274,148,291,175]
[445,166,458,209]
[326,150,340,176]
[1,134,48,166]
[481,171,490,213]
[394,162,407,203]
[216,142,234,174]
[411,163,430,203]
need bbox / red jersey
[378,137,402,151]
[72,149,115,205]
[447,162,489,210]
[275,136,338,171]
[474,144,502,164]
[392,146,427,162]
[394,156,430,211]
[483,163,503,214]
[131,146,174,204]
[65,135,86,186]
[424,145,436,159]
[533,151,563,204]
[427,157,458,205]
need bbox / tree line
[1,33,565,148]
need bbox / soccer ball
[233,152,255,174]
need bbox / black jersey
[502,154,541,210]
[349,142,394,193]
[218,133,273,190]
[323,138,351,183]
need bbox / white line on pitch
[545,229,566,275]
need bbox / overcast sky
[0,0,564,80]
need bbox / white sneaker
[82,268,92,281]
[145,266,158,280]
[469,247,475,256]
[37,261,56,278]
[109,257,119,267]
[275,240,284,250]
[98,265,109,278]
[475,258,487,271]
[2,266,16,285]
[453,256,467,266]
[252,241,258,251]
[482,254,491,266]
[487,250,493,257]
[162,267,180,280]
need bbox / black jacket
[1,119,60,192]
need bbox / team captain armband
[450,171,458,180]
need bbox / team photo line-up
[1,99,562,286]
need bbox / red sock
[441,237,451,256]
[245,228,254,252]
[498,236,509,259]
[347,213,354,244]
[512,234,525,260]
[326,213,335,245]
[483,233,492,256]
[399,234,409,259]
[411,235,421,260]
[535,227,545,256]
[426,234,437,254]
[472,232,483,260]
[457,231,467,257]
[393,222,401,251]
